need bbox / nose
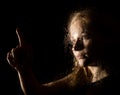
[74,39,84,51]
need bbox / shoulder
[88,72,120,95]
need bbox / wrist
[16,65,32,74]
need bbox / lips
[76,53,88,59]
[77,55,84,59]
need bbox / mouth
[76,54,91,67]
[76,53,88,59]
[76,55,84,59]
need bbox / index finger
[16,28,26,46]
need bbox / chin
[78,59,86,67]
[83,57,97,67]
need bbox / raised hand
[16,28,26,47]
[6,28,33,71]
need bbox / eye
[82,33,91,40]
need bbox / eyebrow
[80,31,88,36]
[83,28,89,33]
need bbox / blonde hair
[64,8,96,68]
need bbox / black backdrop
[0,1,120,95]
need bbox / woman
[6,7,120,95]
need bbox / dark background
[0,1,120,95]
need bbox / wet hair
[64,7,119,46]
[64,7,120,74]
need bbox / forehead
[69,15,94,38]
[69,20,83,35]
[69,19,90,39]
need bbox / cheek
[72,48,76,55]
[90,38,106,57]
[72,48,78,57]
[84,40,92,49]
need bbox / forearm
[17,67,44,95]
[17,67,62,95]
[17,67,72,95]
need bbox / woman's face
[69,19,96,67]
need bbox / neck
[76,60,109,83]
[87,66,109,83]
